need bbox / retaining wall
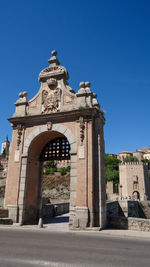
[0,208,8,218]
[128,217,150,232]
[107,216,150,232]
[107,200,146,218]
[42,202,69,218]
[139,201,150,219]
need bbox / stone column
[98,117,106,229]
[18,155,28,224]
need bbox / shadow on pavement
[43,215,69,224]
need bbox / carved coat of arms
[42,88,61,114]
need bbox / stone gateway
[4,51,106,230]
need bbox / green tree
[105,155,121,184]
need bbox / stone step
[0,209,8,218]
[0,218,13,225]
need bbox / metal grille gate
[40,137,70,161]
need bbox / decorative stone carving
[79,117,85,145]
[47,121,52,131]
[17,124,23,149]
[42,88,61,114]
[47,78,57,87]
[39,50,69,82]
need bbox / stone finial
[93,92,97,98]
[16,91,28,104]
[79,82,85,88]
[18,91,28,99]
[51,50,57,57]
[85,81,92,94]
[48,50,60,65]
[92,92,100,108]
[13,91,28,117]
[85,81,90,88]
[77,82,86,95]
[76,82,86,107]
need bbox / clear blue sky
[0,0,150,154]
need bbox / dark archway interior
[132,191,140,200]
[24,131,71,224]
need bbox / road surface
[0,228,150,266]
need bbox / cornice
[8,108,102,127]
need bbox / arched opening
[132,191,140,200]
[23,131,72,225]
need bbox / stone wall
[128,217,150,232]
[107,216,150,232]
[42,202,69,218]
[107,200,150,232]
[107,200,146,218]
[0,208,8,218]
[128,201,146,218]
[139,201,150,219]
[106,201,120,217]
[106,181,119,201]
[107,216,128,229]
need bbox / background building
[1,136,10,155]
[119,162,150,201]
[107,147,150,201]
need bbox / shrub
[123,156,139,163]
[66,166,70,172]
[44,160,56,169]
[59,168,67,176]
[59,166,70,176]
[44,167,57,175]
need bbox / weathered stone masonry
[4,51,106,230]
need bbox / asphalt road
[0,228,150,267]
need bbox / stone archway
[4,51,106,230]
[18,125,77,226]
[132,191,140,200]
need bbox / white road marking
[0,256,87,266]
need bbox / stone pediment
[13,50,101,117]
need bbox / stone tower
[1,136,10,155]
[119,162,150,200]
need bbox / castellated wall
[119,162,150,201]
